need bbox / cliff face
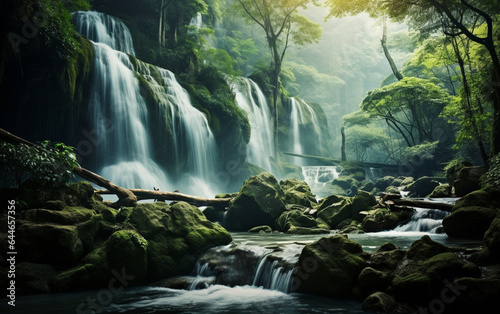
[0,0,94,147]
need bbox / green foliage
[345,125,389,162]
[403,140,440,161]
[61,0,90,11]
[485,154,500,192]
[0,141,78,188]
[361,77,454,147]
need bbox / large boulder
[361,208,412,232]
[443,206,498,239]
[275,209,317,232]
[294,235,367,298]
[407,176,440,197]
[226,172,286,231]
[279,178,317,207]
[17,222,84,266]
[317,191,376,229]
[453,166,487,196]
[484,213,500,259]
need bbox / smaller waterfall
[252,254,294,293]
[232,78,274,171]
[289,98,323,166]
[393,208,449,233]
[302,166,340,197]
[190,12,203,29]
[73,11,136,56]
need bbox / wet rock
[358,267,391,291]
[407,176,440,197]
[453,166,487,197]
[361,208,412,232]
[443,206,498,239]
[226,172,286,231]
[362,292,396,313]
[295,235,366,298]
[374,176,395,191]
[279,178,317,207]
[429,183,451,198]
[453,186,500,210]
[484,214,500,259]
[317,191,376,229]
[407,235,451,261]
[19,207,95,225]
[275,209,317,232]
[17,221,84,266]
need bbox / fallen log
[0,128,137,208]
[391,198,454,212]
[96,189,232,207]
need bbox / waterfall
[289,98,322,166]
[156,68,220,196]
[73,11,222,194]
[87,43,171,189]
[252,254,294,293]
[72,11,136,56]
[393,208,449,233]
[231,78,274,171]
[190,12,203,29]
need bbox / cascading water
[231,78,274,171]
[86,42,171,189]
[74,11,221,194]
[289,98,322,166]
[302,166,340,197]
[73,11,136,56]
[157,68,220,196]
[190,12,203,29]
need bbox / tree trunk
[341,127,346,161]
[381,18,403,81]
[97,189,232,207]
[0,128,137,208]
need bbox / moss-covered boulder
[226,172,286,231]
[407,176,440,197]
[453,186,500,210]
[17,222,84,266]
[358,267,391,292]
[362,292,396,313]
[294,235,367,298]
[445,276,500,314]
[105,230,148,280]
[19,207,95,225]
[361,208,412,232]
[429,183,451,198]
[443,206,498,239]
[316,191,375,230]
[279,178,317,207]
[453,166,487,196]
[484,214,500,259]
[275,209,317,232]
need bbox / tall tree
[158,0,208,48]
[237,0,321,156]
[327,0,500,156]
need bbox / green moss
[105,230,148,280]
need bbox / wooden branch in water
[380,193,453,212]
[96,189,233,207]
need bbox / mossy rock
[226,172,286,231]
[19,207,94,225]
[52,263,108,292]
[408,177,440,197]
[406,235,451,261]
[17,221,84,266]
[484,214,500,259]
[295,235,366,298]
[248,225,273,233]
[443,206,498,239]
[362,292,396,313]
[275,209,317,232]
[286,226,330,235]
[453,186,500,210]
[428,183,451,198]
[358,267,391,292]
[317,197,353,229]
[93,202,118,223]
[105,230,148,281]
[361,208,412,232]
[279,178,317,207]
[351,190,377,221]
[332,176,357,190]
[339,162,366,181]
[374,176,395,191]
[445,277,500,314]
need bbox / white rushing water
[232,77,274,171]
[73,11,136,56]
[289,98,322,166]
[88,42,171,189]
[73,11,221,195]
